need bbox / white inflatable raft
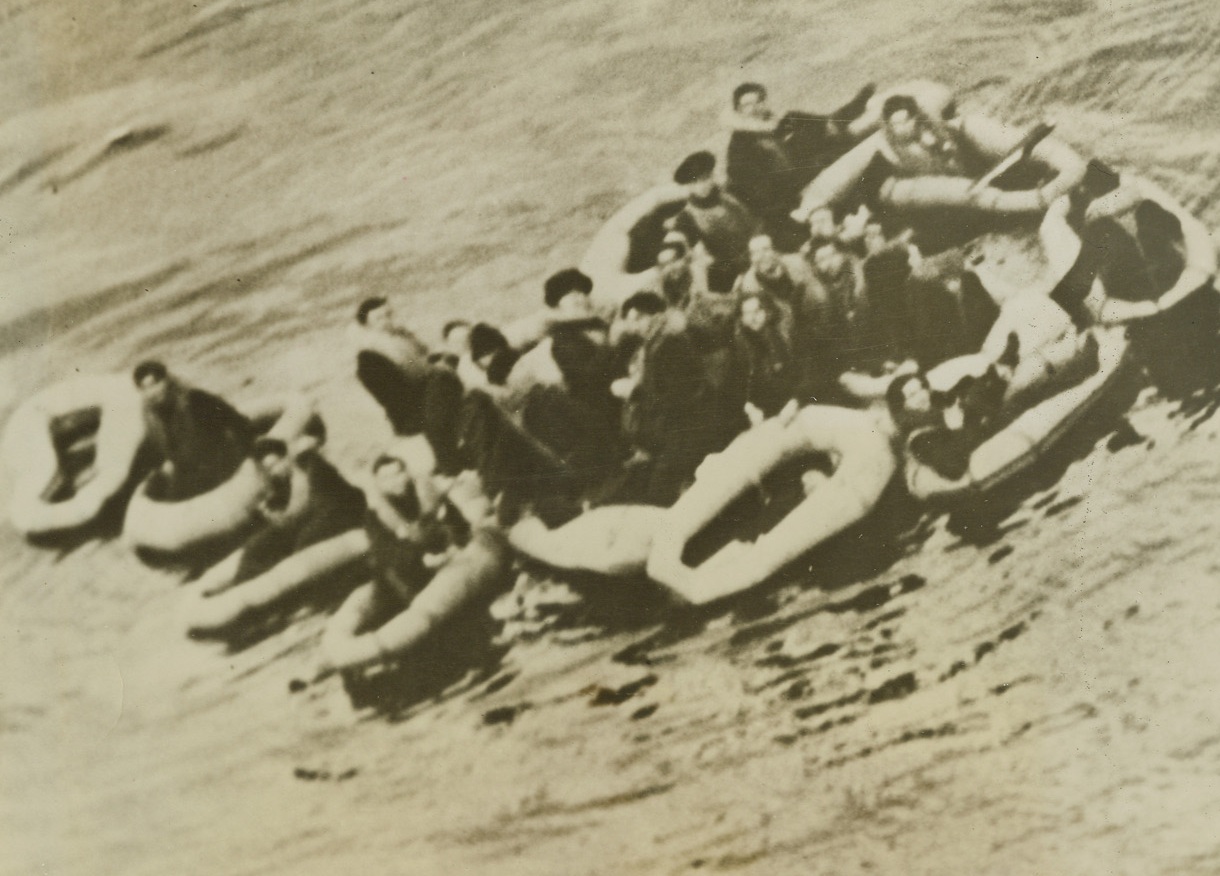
[647,406,896,605]
[122,393,316,555]
[903,326,1129,500]
[3,374,147,537]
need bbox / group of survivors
[126,80,1208,677]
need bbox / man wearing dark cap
[671,150,760,294]
[543,267,595,314]
[134,360,255,501]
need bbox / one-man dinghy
[3,374,147,537]
[903,326,1129,500]
[647,405,896,605]
[320,527,512,674]
[122,394,317,555]
[181,529,370,636]
[579,183,689,309]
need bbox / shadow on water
[1140,286,1220,426]
[341,609,509,722]
[201,558,371,654]
[611,481,926,666]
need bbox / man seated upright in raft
[881,200,1103,479]
[792,82,1086,223]
[671,150,760,293]
[724,81,876,249]
[134,360,256,501]
[317,454,505,678]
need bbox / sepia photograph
[1,0,1218,873]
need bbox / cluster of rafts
[3,81,1216,671]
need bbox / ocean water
[1,0,1220,873]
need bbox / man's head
[468,323,510,371]
[371,453,413,500]
[356,296,394,333]
[748,234,782,276]
[674,150,718,200]
[618,291,667,338]
[251,436,292,480]
[132,360,171,407]
[886,371,934,431]
[809,236,849,279]
[543,268,594,313]
[739,293,769,334]
[805,205,838,240]
[883,95,927,149]
[732,82,770,120]
[441,319,472,356]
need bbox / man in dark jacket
[134,360,255,501]
[672,150,759,293]
[725,81,875,248]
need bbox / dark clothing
[357,350,429,435]
[673,190,759,292]
[1051,198,1186,330]
[144,384,254,501]
[364,498,470,610]
[454,390,579,524]
[618,322,725,506]
[730,323,797,417]
[234,456,367,584]
[357,353,465,475]
[906,368,1009,480]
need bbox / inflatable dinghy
[903,326,1129,500]
[579,183,689,310]
[647,406,896,605]
[321,527,512,673]
[123,393,316,555]
[3,374,147,537]
[181,528,370,636]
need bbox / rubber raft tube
[508,504,665,578]
[3,374,147,537]
[794,80,1086,217]
[122,394,316,555]
[647,405,896,605]
[181,529,370,636]
[579,182,689,310]
[321,526,512,673]
[904,326,1129,500]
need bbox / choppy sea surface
[2,0,1220,873]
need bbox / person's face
[812,243,846,278]
[806,207,837,240]
[736,90,770,121]
[374,460,412,499]
[138,375,169,408]
[366,301,395,333]
[901,377,933,414]
[740,297,767,333]
[443,324,471,356]
[686,175,716,201]
[748,236,780,274]
[885,108,920,146]
[863,222,888,255]
[256,451,292,482]
[657,247,688,282]
[556,290,592,317]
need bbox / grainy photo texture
[1,1,1218,874]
